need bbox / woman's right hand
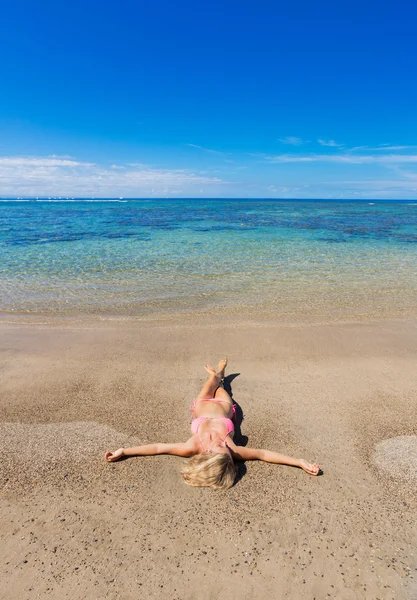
[105,448,124,462]
[299,459,320,475]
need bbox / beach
[3,0,417,594]
[1,314,416,599]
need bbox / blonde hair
[181,453,236,490]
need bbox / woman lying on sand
[105,359,319,490]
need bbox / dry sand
[0,315,416,599]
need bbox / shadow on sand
[224,373,248,484]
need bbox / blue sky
[1,0,416,198]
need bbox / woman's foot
[217,358,227,380]
[204,358,227,382]
[204,364,217,377]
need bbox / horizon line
[1,197,416,202]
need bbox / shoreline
[2,302,417,327]
[1,315,416,598]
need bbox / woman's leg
[213,359,233,404]
[214,385,233,403]
[195,359,228,401]
[195,374,220,401]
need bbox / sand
[0,315,416,600]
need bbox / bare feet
[299,459,320,475]
[217,358,228,380]
[204,358,228,381]
[204,364,217,376]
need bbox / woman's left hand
[299,459,320,475]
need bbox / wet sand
[0,316,416,599]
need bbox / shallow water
[1,199,417,320]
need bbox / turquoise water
[1,199,417,320]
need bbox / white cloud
[317,139,343,147]
[349,145,417,152]
[48,154,76,160]
[323,178,417,187]
[373,145,417,151]
[0,157,94,167]
[390,168,417,180]
[264,153,417,164]
[186,143,227,155]
[320,179,417,198]
[278,136,304,145]
[0,156,227,196]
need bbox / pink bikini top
[191,416,234,437]
[190,397,236,439]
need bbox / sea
[1,198,417,321]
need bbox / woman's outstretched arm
[227,442,320,475]
[105,439,196,462]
